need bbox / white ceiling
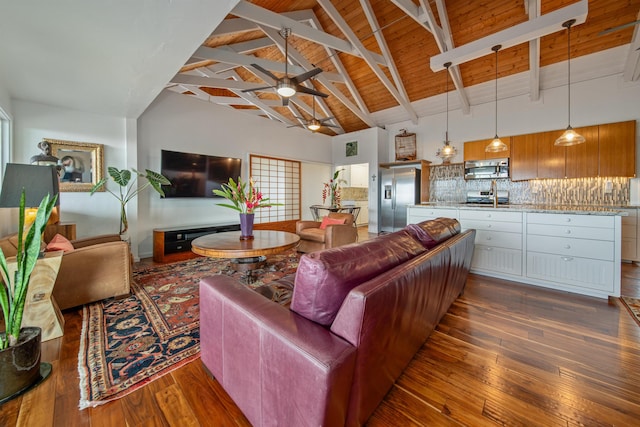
[0,0,239,118]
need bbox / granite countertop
[413,203,628,216]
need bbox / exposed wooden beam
[623,10,640,82]
[430,0,588,71]
[192,46,345,83]
[211,10,317,37]
[231,0,388,66]
[389,0,435,34]
[318,0,418,125]
[170,74,260,91]
[528,0,541,102]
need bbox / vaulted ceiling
[168,0,640,135]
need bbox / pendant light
[555,19,585,146]
[486,45,508,153]
[436,62,458,163]
[307,97,321,131]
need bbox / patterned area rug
[78,250,300,409]
[621,296,640,327]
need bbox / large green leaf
[108,167,131,186]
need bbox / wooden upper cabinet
[599,120,636,177]
[511,134,538,181]
[463,138,511,161]
[565,125,599,178]
[537,131,566,179]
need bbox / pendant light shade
[486,45,508,153]
[436,62,458,163]
[555,19,585,146]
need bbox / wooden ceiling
[169,0,640,135]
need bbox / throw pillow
[45,233,74,253]
[319,216,346,230]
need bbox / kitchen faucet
[490,179,498,208]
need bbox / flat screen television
[160,149,242,198]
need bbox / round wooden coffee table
[191,230,300,281]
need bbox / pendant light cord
[567,22,572,127]
[492,45,501,138]
[445,62,450,142]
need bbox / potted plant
[90,167,170,237]
[0,191,57,402]
[322,169,346,207]
[213,177,281,240]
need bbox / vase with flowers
[322,169,346,208]
[213,177,281,240]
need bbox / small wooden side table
[7,251,65,341]
[44,222,76,243]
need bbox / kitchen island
[408,204,625,299]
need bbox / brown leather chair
[295,212,358,253]
[0,233,132,310]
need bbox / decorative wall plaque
[394,129,416,161]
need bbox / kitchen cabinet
[599,121,636,177]
[463,138,511,161]
[564,125,599,178]
[510,134,538,181]
[536,131,565,179]
[350,164,369,187]
[620,208,637,262]
[406,205,622,298]
[459,209,523,276]
[526,213,620,296]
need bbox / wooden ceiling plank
[389,0,435,34]
[306,14,371,116]
[623,10,640,82]
[418,0,445,52]
[231,0,387,66]
[359,0,412,111]
[318,0,418,125]
[528,0,541,102]
[430,0,588,71]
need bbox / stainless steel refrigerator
[379,166,421,232]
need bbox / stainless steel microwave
[464,158,509,180]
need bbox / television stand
[152,223,240,263]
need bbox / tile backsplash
[429,163,630,205]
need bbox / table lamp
[0,163,61,226]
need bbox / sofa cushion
[297,227,326,243]
[45,233,75,253]
[405,217,461,249]
[319,216,346,229]
[290,229,426,326]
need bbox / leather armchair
[0,233,132,310]
[53,234,132,310]
[296,212,357,253]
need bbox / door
[393,168,418,230]
[380,168,395,232]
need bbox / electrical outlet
[604,181,613,194]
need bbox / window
[249,155,300,224]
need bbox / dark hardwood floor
[2,233,640,426]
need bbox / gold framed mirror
[45,138,104,192]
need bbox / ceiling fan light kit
[486,45,508,153]
[555,19,585,147]
[276,80,296,98]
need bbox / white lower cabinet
[407,205,622,298]
[459,209,523,277]
[526,212,620,297]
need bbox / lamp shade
[0,163,60,208]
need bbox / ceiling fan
[242,28,329,106]
[289,96,339,132]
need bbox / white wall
[0,81,12,237]
[332,127,388,232]
[11,100,128,239]
[136,90,333,258]
[384,73,640,170]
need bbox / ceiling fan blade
[291,67,323,84]
[320,116,336,122]
[249,63,280,82]
[323,124,340,129]
[599,19,640,36]
[295,86,329,98]
[241,85,274,93]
